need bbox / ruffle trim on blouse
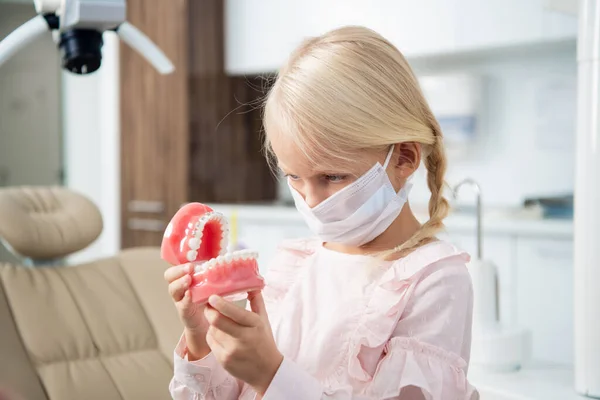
[344,241,471,383]
[263,237,320,299]
[366,336,477,399]
[266,238,473,398]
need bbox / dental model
[161,202,265,304]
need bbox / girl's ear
[394,142,421,179]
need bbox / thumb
[248,290,267,318]
[249,291,275,338]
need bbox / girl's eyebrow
[278,160,354,177]
[279,166,312,177]
[276,160,289,170]
[277,164,291,174]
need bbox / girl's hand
[204,291,284,395]
[164,263,211,359]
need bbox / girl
[165,26,478,400]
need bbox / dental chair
[0,186,103,266]
[0,187,181,400]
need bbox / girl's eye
[285,174,300,181]
[325,174,347,183]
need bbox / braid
[378,126,449,260]
[424,127,450,231]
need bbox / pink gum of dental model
[160,202,265,304]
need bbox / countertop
[208,203,574,239]
[469,364,590,399]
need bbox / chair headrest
[0,186,103,260]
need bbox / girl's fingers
[168,274,191,302]
[178,289,193,309]
[164,263,193,283]
[208,295,259,327]
[206,325,225,352]
[204,306,243,337]
[248,290,274,337]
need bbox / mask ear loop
[383,145,395,169]
[384,144,417,183]
[384,144,414,194]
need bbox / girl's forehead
[270,133,377,174]
[271,138,317,172]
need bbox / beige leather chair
[0,186,104,266]
[0,187,182,400]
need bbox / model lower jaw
[193,249,258,273]
[190,249,264,304]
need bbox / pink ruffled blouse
[169,239,479,399]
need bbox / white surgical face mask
[289,146,412,246]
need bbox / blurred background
[0,0,587,399]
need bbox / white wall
[63,32,121,263]
[408,42,577,209]
[0,3,62,187]
[0,3,63,263]
[277,41,577,211]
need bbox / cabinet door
[450,0,576,51]
[225,0,315,75]
[224,0,577,75]
[515,237,573,365]
[309,0,457,57]
[224,0,456,74]
[439,231,516,325]
[120,0,190,248]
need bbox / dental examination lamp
[0,0,174,75]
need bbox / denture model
[160,202,265,304]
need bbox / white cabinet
[443,231,576,366]
[443,231,575,366]
[224,0,577,75]
[224,1,313,75]
[447,0,577,51]
[440,231,517,325]
[514,237,574,366]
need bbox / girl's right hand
[164,263,211,360]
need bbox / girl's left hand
[204,291,284,395]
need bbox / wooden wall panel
[120,0,189,248]
[187,1,276,203]
[121,0,276,249]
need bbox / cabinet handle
[127,218,165,232]
[128,200,165,213]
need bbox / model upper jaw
[182,211,229,262]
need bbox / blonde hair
[263,26,449,259]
